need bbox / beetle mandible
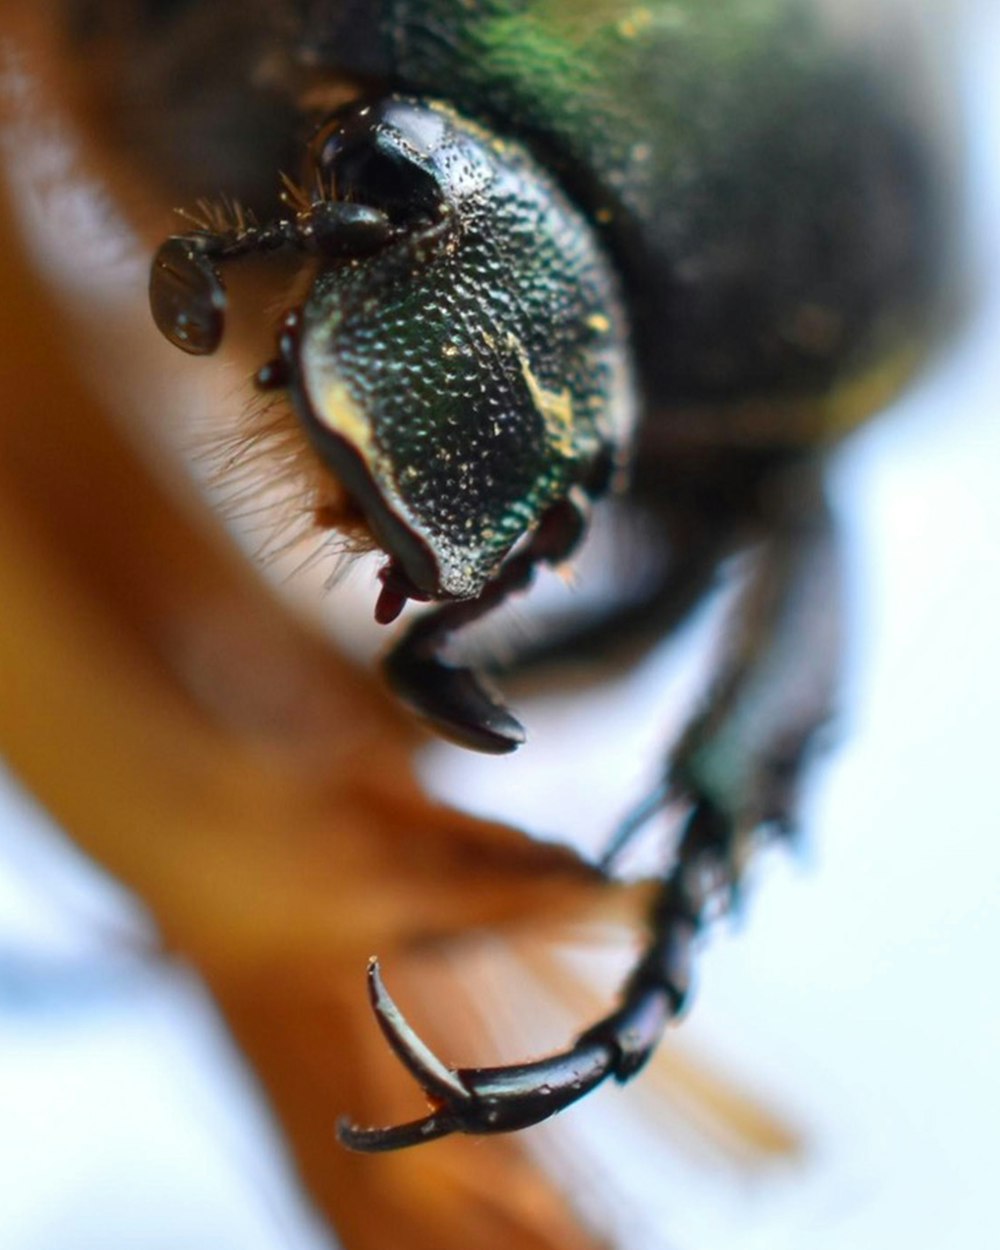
[149,0,954,1151]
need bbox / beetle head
[281,97,635,610]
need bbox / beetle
[147,0,953,1151]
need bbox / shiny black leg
[340,466,842,1150]
[492,528,728,682]
[336,796,732,1151]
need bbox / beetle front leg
[337,795,728,1152]
[666,466,842,858]
[383,495,589,754]
[340,466,841,1150]
[605,464,841,871]
[491,524,729,681]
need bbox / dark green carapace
[147,0,955,1154]
[308,0,949,422]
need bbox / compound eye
[310,106,444,227]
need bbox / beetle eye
[312,108,443,227]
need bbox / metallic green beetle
[148,0,954,1149]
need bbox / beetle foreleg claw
[334,961,473,1152]
[365,959,475,1105]
[338,797,751,1153]
[336,1109,463,1152]
[339,961,618,1152]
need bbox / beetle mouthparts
[374,559,431,625]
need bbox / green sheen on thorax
[383,0,949,436]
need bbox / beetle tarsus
[336,1109,463,1152]
[338,797,745,1152]
[366,958,475,1104]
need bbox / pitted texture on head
[296,99,633,599]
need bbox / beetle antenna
[279,170,313,215]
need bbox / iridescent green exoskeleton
[148,0,955,1150]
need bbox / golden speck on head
[319,380,378,466]
[507,334,577,460]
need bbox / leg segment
[668,466,842,843]
[490,528,728,681]
[606,465,841,872]
[339,465,842,1150]
[336,797,731,1151]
